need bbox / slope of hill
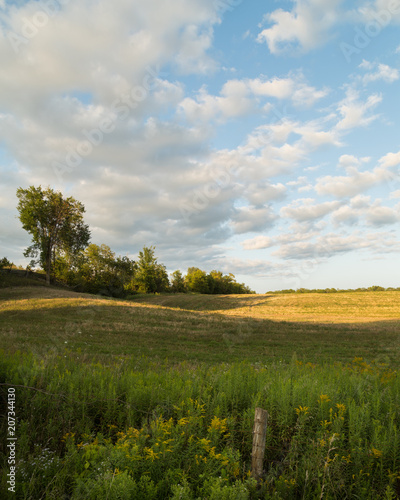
[1,285,399,366]
[1,282,400,499]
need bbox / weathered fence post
[251,407,268,480]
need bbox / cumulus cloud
[242,235,273,250]
[365,203,399,226]
[248,73,328,107]
[272,231,400,260]
[178,80,255,123]
[359,60,400,85]
[179,72,328,124]
[331,194,400,229]
[315,151,400,197]
[335,88,382,130]
[244,183,287,206]
[1,0,399,292]
[280,198,342,222]
[230,205,277,234]
[357,0,400,25]
[257,0,343,54]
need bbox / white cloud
[242,115,341,176]
[332,205,360,225]
[350,194,371,208]
[0,0,220,113]
[358,0,400,25]
[365,204,399,226]
[335,88,382,130]
[179,72,328,123]
[179,80,255,123]
[1,0,399,291]
[379,150,400,168]
[295,121,341,147]
[332,195,399,227]
[257,0,343,54]
[242,235,273,250]
[173,24,217,74]
[249,76,293,99]
[315,150,400,198]
[248,73,328,107]
[280,198,342,222]
[359,61,399,85]
[244,183,287,206]
[273,231,400,260]
[231,205,277,234]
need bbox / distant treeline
[267,286,400,294]
[1,246,254,297]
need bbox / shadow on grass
[0,288,399,367]
[130,293,274,311]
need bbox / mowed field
[1,285,399,366]
[2,283,400,499]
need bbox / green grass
[1,286,399,366]
[1,281,400,499]
[1,352,400,499]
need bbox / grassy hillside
[1,286,399,366]
[1,283,400,499]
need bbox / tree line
[13,185,254,296]
[53,243,254,296]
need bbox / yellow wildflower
[208,416,228,433]
[143,447,159,461]
[371,448,382,458]
[295,406,309,415]
[319,394,331,403]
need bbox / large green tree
[16,186,90,285]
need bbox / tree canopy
[15,186,254,295]
[16,186,90,285]
[55,243,137,297]
[136,246,169,294]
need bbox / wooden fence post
[251,407,268,480]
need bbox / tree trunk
[46,253,51,286]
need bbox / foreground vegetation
[1,353,400,499]
[1,283,400,498]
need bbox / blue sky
[0,0,399,292]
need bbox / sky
[0,0,400,293]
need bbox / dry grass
[133,291,400,323]
[1,287,400,366]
